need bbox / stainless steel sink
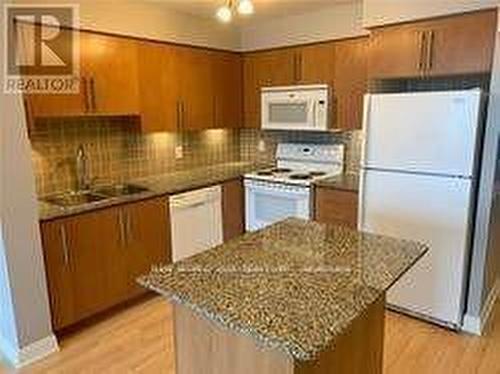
[92,184,150,198]
[43,191,108,208]
[42,184,150,209]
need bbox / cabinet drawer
[314,187,359,229]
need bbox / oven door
[245,179,310,232]
[262,94,315,131]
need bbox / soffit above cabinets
[151,0,355,24]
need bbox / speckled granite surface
[138,218,428,362]
[38,161,270,221]
[314,172,359,192]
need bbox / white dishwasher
[169,186,223,262]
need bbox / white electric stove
[244,143,345,231]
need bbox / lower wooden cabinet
[40,197,171,331]
[314,187,359,229]
[222,179,245,242]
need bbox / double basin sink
[43,184,151,209]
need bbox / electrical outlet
[175,145,183,159]
[258,139,266,152]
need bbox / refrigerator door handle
[357,168,367,231]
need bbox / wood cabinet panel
[368,10,497,79]
[213,52,243,128]
[243,49,295,128]
[125,197,170,298]
[368,23,424,79]
[333,37,368,130]
[425,10,496,76]
[222,179,245,242]
[40,220,77,330]
[40,197,171,331]
[314,187,358,229]
[80,32,141,116]
[297,43,336,85]
[137,41,180,132]
[177,47,215,131]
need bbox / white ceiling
[154,0,355,23]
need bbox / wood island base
[173,294,386,374]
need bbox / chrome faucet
[75,144,89,192]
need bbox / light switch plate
[175,145,183,159]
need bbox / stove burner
[309,171,327,177]
[270,168,292,173]
[289,174,313,180]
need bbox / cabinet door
[314,187,359,229]
[213,52,243,129]
[23,27,87,119]
[297,43,336,84]
[138,41,181,132]
[80,32,141,116]
[425,10,496,76]
[125,198,171,298]
[334,37,368,130]
[40,220,77,330]
[368,23,425,79]
[222,179,245,242]
[177,47,215,130]
[243,49,295,128]
[67,208,127,320]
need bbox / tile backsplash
[30,118,362,196]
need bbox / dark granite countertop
[313,172,359,192]
[138,218,428,362]
[38,161,270,221]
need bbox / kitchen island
[139,218,427,374]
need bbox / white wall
[13,0,240,50]
[239,1,367,51]
[363,0,499,27]
[1,0,56,366]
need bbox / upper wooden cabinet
[212,52,243,129]
[333,37,368,130]
[243,45,338,128]
[137,41,180,133]
[243,49,295,128]
[369,10,497,79]
[296,42,336,85]
[80,31,141,116]
[26,30,141,120]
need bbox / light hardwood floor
[1,297,500,373]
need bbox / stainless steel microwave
[261,84,330,131]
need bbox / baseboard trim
[463,278,500,335]
[0,334,58,368]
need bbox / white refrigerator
[358,89,483,328]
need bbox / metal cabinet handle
[181,101,186,129]
[297,52,302,82]
[60,225,70,266]
[426,30,435,72]
[176,101,181,131]
[417,31,427,72]
[125,211,133,244]
[118,210,127,247]
[82,77,90,112]
[89,77,97,112]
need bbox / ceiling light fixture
[237,0,254,15]
[216,0,254,23]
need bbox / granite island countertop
[138,218,428,362]
[38,161,271,221]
